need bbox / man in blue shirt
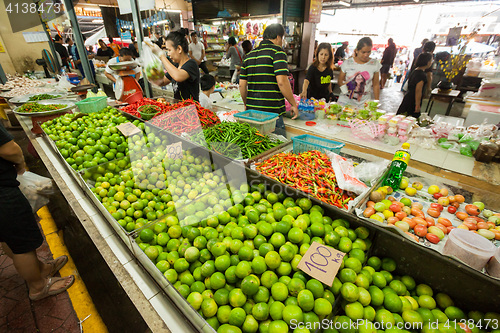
[73,35,96,79]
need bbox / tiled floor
[0,241,80,332]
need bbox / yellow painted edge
[37,206,108,333]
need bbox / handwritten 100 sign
[298,241,346,287]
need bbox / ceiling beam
[323,0,471,9]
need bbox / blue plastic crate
[234,110,278,135]
[292,134,345,154]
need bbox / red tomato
[387,217,399,225]
[390,204,402,213]
[446,226,455,233]
[411,208,425,218]
[414,224,428,237]
[433,193,443,199]
[405,232,419,242]
[367,201,375,208]
[435,223,448,234]
[430,203,443,211]
[426,233,441,244]
[447,206,457,214]
[465,204,480,216]
[427,208,441,218]
[477,222,489,230]
[456,212,469,220]
[425,217,435,227]
[463,221,477,230]
[404,217,417,229]
[412,217,427,226]
[437,217,452,227]
[395,212,407,220]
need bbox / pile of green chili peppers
[190,122,281,160]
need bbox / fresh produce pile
[133,183,499,333]
[190,122,282,160]
[41,107,134,171]
[121,98,173,118]
[136,186,371,332]
[151,100,220,135]
[256,150,355,209]
[0,74,45,90]
[362,180,500,244]
[2,86,54,98]
[335,254,500,333]
[28,93,61,101]
[17,102,68,113]
[85,145,222,232]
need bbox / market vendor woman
[300,42,334,101]
[147,31,200,101]
[338,37,381,107]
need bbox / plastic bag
[354,159,389,184]
[56,73,74,90]
[17,172,54,213]
[327,152,368,195]
[142,42,164,81]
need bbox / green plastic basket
[292,134,345,154]
[75,96,107,114]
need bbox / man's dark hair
[119,48,134,57]
[423,41,436,53]
[200,74,216,91]
[98,39,104,44]
[228,37,237,46]
[190,32,198,37]
[415,52,433,68]
[65,38,72,43]
[54,35,62,42]
[263,24,285,40]
[108,35,114,43]
[179,28,189,36]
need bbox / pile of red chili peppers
[121,98,220,132]
[256,150,354,209]
[121,98,171,118]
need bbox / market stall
[1,71,499,333]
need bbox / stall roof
[322,0,470,9]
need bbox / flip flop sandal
[46,255,68,277]
[29,275,75,301]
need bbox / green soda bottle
[383,142,411,190]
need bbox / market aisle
[0,204,107,332]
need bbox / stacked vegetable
[256,150,355,209]
[190,122,282,160]
[28,93,61,101]
[17,102,67,113]
[150,100,220,135]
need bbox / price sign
[116,122,141,137]
[297,241,345,287]
[166,142,183,160]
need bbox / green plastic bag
[460,144,473,157]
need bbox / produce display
[16,102,67,114]
[326,101,384,122]
[28,93,62,101]
[2,86,54,98]
[190,122,282,160]
[135,186,373,332]
[121,98,174,118]
[334,255,500,333]
[41,107,134,171]
[151,100,220,135]
[0,74,45,91]
[121,98,220,133]
[359,180,500,245]
[256,151,355,209]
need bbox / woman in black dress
[300,43,334,101]
[397,53,433,118]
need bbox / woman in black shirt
[397,53,433,118]
[96,39,114,58]
[147,31,200,101]
[300,43,334,101]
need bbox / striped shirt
[240,40,289,113]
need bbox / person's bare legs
[381,73,388,89]
[1,242,68,295]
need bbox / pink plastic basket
[349,119,385,140]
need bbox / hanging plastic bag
[142,42,165,81]
[354,160,389,184]
[17,172,54,213]
[327,152,368,195]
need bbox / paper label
[166,142,182,160]
[116,122,141,137]
[297,241,346,287]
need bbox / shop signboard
[121,31,132,40]
[446,27,462,46]
[308,0,322,23]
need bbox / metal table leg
[425,96,435,116]
[445,97,455,116]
